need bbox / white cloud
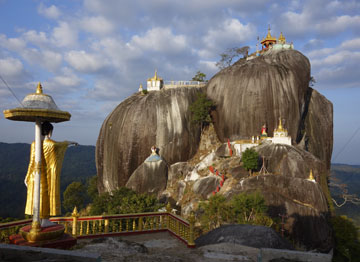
[42,50,62,72]
[23,30,48,47]
[65,50,106,73]
[131,27,187,54]
[80,16,114,35]
[0,57,24,77]
[38,3,62,20]
[307,47,335,59]
[0,35,26,51]
[53,68,82,88]
[340,38,360,50]
[200,19,256,58]
[39,68,82,95]
[308,38,360,89]
[316,15,360,35]
[277,0,360,39]
[52,22,78,47]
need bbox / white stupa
[269,118,291,145]
[147,70,163,91]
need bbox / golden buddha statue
[24,121,77,226]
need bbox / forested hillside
[0,142,96,218]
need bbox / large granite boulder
[206,49,333,166]
[299,88,333,169]
[192,176,221,198]
[256,142,327,180]
[225,175,332,252]
[126,156,168,197]
[96,88,202,193]
[195,224,293,250]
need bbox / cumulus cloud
[39,67,82,95]
[316,15,360,35]
[52,22,78,47]
[340,37,360,50]
[80,16,114,36]
[307,38,360,89]
[0,35,26,52]
[131,27,187,54]
[65,50,107,73]
[38,3,62,19]
[200,19,256,58]
[22,30,49,47]
[276,0,360,39]
[0,57,24,77]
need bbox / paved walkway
[77,232,258,262]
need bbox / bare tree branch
[330,175,360,207]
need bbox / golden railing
[0,204,196,248]
[0,218,32,243]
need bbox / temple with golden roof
[247,26,294,60]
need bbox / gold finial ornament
[72,206,79,217]
[36,82,43,94]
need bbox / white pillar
[32,120,42,226]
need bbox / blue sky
[0,0,359,165]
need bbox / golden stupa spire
[276,117,284,132]
[261,24,277,45]
[309,169,315,181]
[278,32,286,44]
[36,82,43,94]
[154,69,158,79]
[266,24,272,38]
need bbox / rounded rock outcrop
[206,49,333,166]
[96,88,202,193]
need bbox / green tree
[192,71,206,82]
[89,187,162,215]
[86,175,98,202]
[309,76,316,87]
[231,191,272,226]
[332,215,360,262]
[63,181,87,212]
[242,148,259,175]
[199,191,273,231]
[189,93,215,132]
[199,194,231,231]
[216,46,250,69]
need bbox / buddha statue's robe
[25,139,69,218]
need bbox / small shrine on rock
[307,169,316,182]
[145,146,163,162]
[267,118,292,145]
[147,70,163,91]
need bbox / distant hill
[330,163,360,225]
[1,141,359,224]
[0,142,96,218]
